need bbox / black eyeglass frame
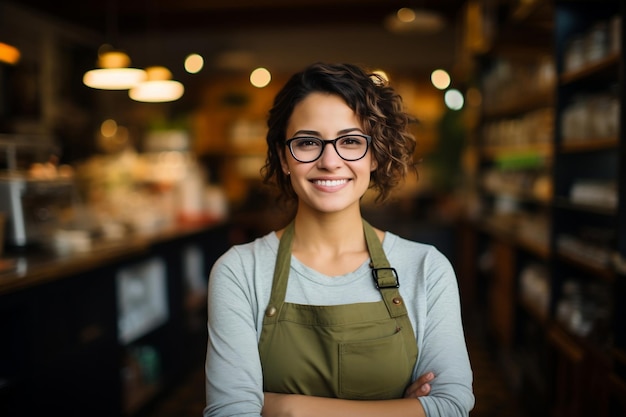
[285,134,372,163]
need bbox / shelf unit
[463,1,625,416]
[551,3,623,417]
[472,0,556,356]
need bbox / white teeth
[314,179,348,187]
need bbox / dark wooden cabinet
[0,267,120,417]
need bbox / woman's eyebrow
[337,127,364,135]
[291,127,364,137]
[292,130,320,137]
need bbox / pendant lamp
[129,66,184,103]
[83,45,147,90]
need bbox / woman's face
[282,92,377,215]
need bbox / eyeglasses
[285,134,372,163]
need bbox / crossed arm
[262,372,435,417]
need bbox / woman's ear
[370,157,378,172]
[280,154,290,176]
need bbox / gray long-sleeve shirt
[204,231,474,417]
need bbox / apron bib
[258,220,418,400]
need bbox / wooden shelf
[478,220,551,259]
[556,249,616,283]
[481,187,552,206]
[552,196,617,216]
[560,52,620,85]
[548,323,584,361]
[482,142,553,161]
[560,137,619,153]
[517,235,551,259]
[483,89,555,119]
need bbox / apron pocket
[338,329,412,399]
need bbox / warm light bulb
[83,68,147,89]
[129,80,184,102]
[397,8,416,23]
[83,49,146,90]
[431,69,451,90]
[184,54,204,74]
[98,51,131,68]
[100,119,118,137]
[129,66,184,102]
[250,67,271,88]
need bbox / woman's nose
[317,142,343,167]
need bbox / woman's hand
[404,372,435,399]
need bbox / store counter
[0,221,224,295]
[0,220,230,417]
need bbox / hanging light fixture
[83,44,146,90]
[129,66,184,102]
[82,0,146,90]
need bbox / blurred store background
[0,1,624,417]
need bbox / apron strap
[362,220,408,319]
[264,219,408,322]
[263,220,295,324]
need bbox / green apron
[258,220,418,400]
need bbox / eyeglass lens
[288,135,369,162]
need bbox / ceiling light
[0,42,20,65]
[129,66,184,102]
[83,46,146,90]
[384,8,446,33]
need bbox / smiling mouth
[312,179,349,187]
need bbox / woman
[204,62,474,417]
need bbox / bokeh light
[100,119,118,137]
[431,69,451,90]
[250,67,271,88]
[184,54,204,74]
[444,89,464,110]
[397,8,416,23]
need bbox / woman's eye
[339,136,364,146]
[295,139,320,148]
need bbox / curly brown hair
[261,62,417,203]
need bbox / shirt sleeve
[413,248,475,417]
[203,247,264,417]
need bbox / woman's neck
[292,206,365,252]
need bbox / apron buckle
[371,267,400,289]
